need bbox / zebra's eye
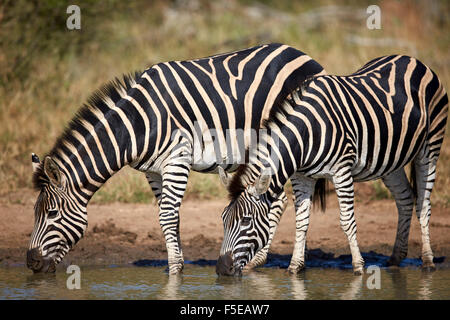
[241,216,252,226]
[48,210,58,219]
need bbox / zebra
[26,43,326,274]
[215,55,448,276]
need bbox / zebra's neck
[232,113,304,199]
[48,73,164,206]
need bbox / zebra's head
[27,154,87,273]
[216,168,272,276]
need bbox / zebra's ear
[43,156,62,188]
[218,167,231,188]
[31,153,40,173]
[249,171,271,197]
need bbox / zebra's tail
[409,67,449,204]
[313,178,328,212]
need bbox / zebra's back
[138,43,325,172]
[290,55,448,181]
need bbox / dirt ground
[1,186,449,269]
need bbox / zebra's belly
[190,145,242,173]
[344,105,428,182]
[191,162,241,173]
[350,143,424,182]
[305,156,417,183]
[190,134,246,172]
[351,165,401,182]
[304,135,426,183]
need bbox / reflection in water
[215,274,244,299]
[340,275,363,300]
[25,272,58,288]
[160,274,183,300]
[23,271,89,299]
[0,266,448,300]
[246,271,279,299]
[387,268,409,299]
[289,274,307,300]
[418,272,433,300]
[23,273,59,299]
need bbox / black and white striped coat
[27,43,325,274]
[217,55,448,276]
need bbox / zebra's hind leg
[245,190,288,270]
[333,169,364,275]
[146,172,163,207]
[381,169,414,266]
[413,152,439,271]
[286,175,316,275]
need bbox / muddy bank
[1,192,449,270]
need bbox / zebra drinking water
[26,43,325,274]
[216,55,448,276]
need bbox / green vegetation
[371,180,392,201]
[0,0,449,205]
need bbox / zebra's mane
[227,153,251,200]
[32,71,142,191]
[262,75,317,128]
[227,75,329,210]
[226,76,316,200]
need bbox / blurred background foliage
[0,0,449,205]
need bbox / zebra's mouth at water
[26,241,69,273]
[216,250,249,276]
[26,248,56,273]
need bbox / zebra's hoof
[353,265,364,276]
[287,264,304,275]
[245,259,266,270]
[387,256,402,266]
[242,264,252,272]
[242,264,255,273]
[421,262,436,272]
[243,264,258,272]
[248,252,268,269]
[167,263,184,275]
[353,269,363,276]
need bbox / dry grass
[0,0,449,205]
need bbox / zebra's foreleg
[414,153,438,271]
[286,175,316,274]
[160,165,190,275]
[381,169,414,266]
[159,142,192,275]
[245,190,288,270]
[147,172,188,274]
[333,169,364,275]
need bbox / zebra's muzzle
[26,248,56,273]
[216,252,242,276]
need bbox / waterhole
[1,265,449,300]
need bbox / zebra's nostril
[26,248,56,273]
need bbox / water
[1,265,449,300]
